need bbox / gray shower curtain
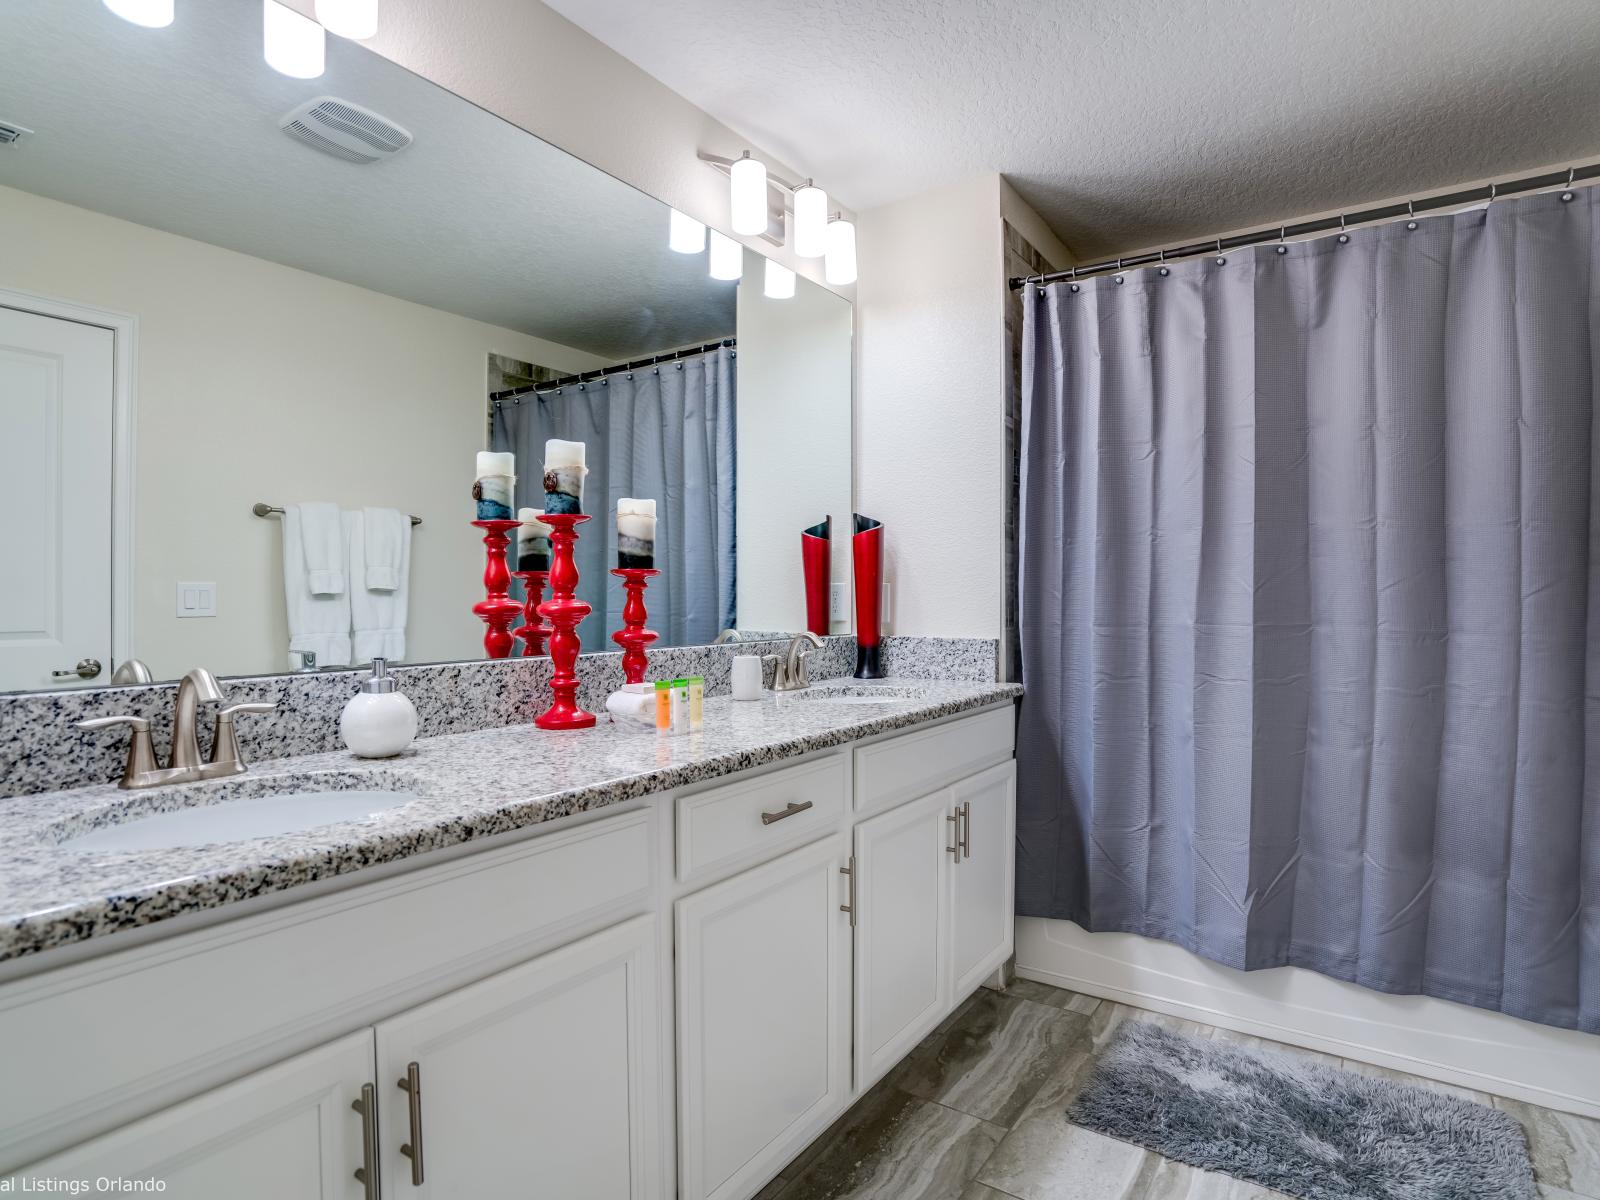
[491,345,736,647]
[1018,188,1599,1033]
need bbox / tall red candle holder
[610,568,659,684]
[534,513,596,729]
[471,519,523,660]
[512,571,552,657]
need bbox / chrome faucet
[773,632,824,692]
[75,667,277,789]
[713,628,742,645]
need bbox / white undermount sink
[58,784,416,852]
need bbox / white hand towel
[282,504,351,669]
[297,501,345,596]
[348,509,410,663]
[362,506,408,592]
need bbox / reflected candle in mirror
[543,439,586,514]
[517,507,552,571]
[617,498,656,568]
[474,450,516,520]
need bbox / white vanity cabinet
[950,760,1018,997]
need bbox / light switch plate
[829,583,844,622]
[176,581,217,618]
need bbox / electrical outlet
[176,582,217,618]
[829,583,844,622]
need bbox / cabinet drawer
[676,754,847,883]
[853,706,1014,817]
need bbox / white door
[0,305,115,690]
[373,915,663,1200]
[853,789,952,1091]
[5,1031,374,1200]
[676,836,852,1200]
[949,761,1017,997]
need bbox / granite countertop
[0,679,1020,965]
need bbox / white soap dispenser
[341,657,418,758]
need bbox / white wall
[0,184,606,680]
[734,253,854,634]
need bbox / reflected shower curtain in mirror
[1017,189,1599,1032]
[491,344,736,647]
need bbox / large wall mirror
[0,0,853,691]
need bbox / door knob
[52,658,102,680]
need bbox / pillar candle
[542,439,587,514]
[617,498,656,568]
[517,507,552,571]
[473,450,516,520]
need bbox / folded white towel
[296,501,345,596]
[348,509,410,663]
[282,504,351,669]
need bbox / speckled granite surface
[0,677,1017,964]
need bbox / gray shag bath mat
[1068,1022,1535,1200]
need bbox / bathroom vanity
[0,681,1018,1200]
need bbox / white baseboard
[1016,917,1600,1119]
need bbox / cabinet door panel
[853,790,952,1090]
[677,836,851,1200]
[950,761,1017,997]
[374,915,661,1200]
[5,1031,372,1200]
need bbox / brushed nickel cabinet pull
[351,1083,379,1199]
[761,799,814,826]
[961,800,972,860]
[839,857,856,927]
[947,811,961,858]
[398,1061,425,1185]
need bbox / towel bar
[253,502,421,527]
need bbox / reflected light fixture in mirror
[730,151,769,235]
[103,0,174,26]
[709,229,743,280]
[764,259,796,299]
[825,216,857,285]
[793,182,828,258]
[316,0,378,40]
[669,209,707,254]
[263,0,325,79]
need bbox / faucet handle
[76,715,151,733]
[207,702,277,776]
[75,716,159,790]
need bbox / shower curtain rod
[490,338,736,405]
[1009,161,1600,291]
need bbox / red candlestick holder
[512,570,552,657]
[610,567,660,684]
[534,513,596,729]
[472,519,524,660]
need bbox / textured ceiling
[0,0,733,359]
[542,0,1600,261]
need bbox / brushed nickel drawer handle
[840,857,856,927]
[947,811,961,858]
[961,800,972,859]
[351,1083,379,1199]
[761,799,813,825]
[398,1061,424,1185]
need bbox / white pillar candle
[473,451,516,519]
[476,451,515,479]
[542,439,587,514]
[617,497,657,568]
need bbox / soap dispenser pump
[341,658,418,758]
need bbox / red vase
[851,513,883,679]
[801,516,831,638]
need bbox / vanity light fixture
[763,259,796,300]
[103,0,175,27]
[824,215,857,286]
[669,209,707,254]
[315,0,378,40]
[708,230,743,281]
[729,151,769,236]
[793,181,828,259]
[263,0,325,79]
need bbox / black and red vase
[801,516,831,637]
[852,513,884,678]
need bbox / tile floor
[755,977,1600,1200]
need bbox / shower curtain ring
[1069,266,1080,294]
[1406,200,1418,230]
[1158,249,1169,276]
[1563,167,1576,202]
[1214,237,1225,265]
[1276,226,1288,254]
[1487,182,1498,205]
[1337,213,1349,244]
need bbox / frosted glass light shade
[709,230,743,281]
[763,259,796,299]
[730,154,769,236]
[669,209,707,254]
[263,0,324,78]
[316,0,378,39]
[104,0,175,26]
[824,218,857,285]
[793,184,828,258]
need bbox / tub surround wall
[0,637,996,798]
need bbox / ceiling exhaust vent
[278,97,412,165]
[0,120,34,148]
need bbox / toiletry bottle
[687,676,704,731]
[655,680,671,733]
[670,678,689,734]
[341,658,418,758]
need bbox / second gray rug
[1068,1022,1535,1200]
